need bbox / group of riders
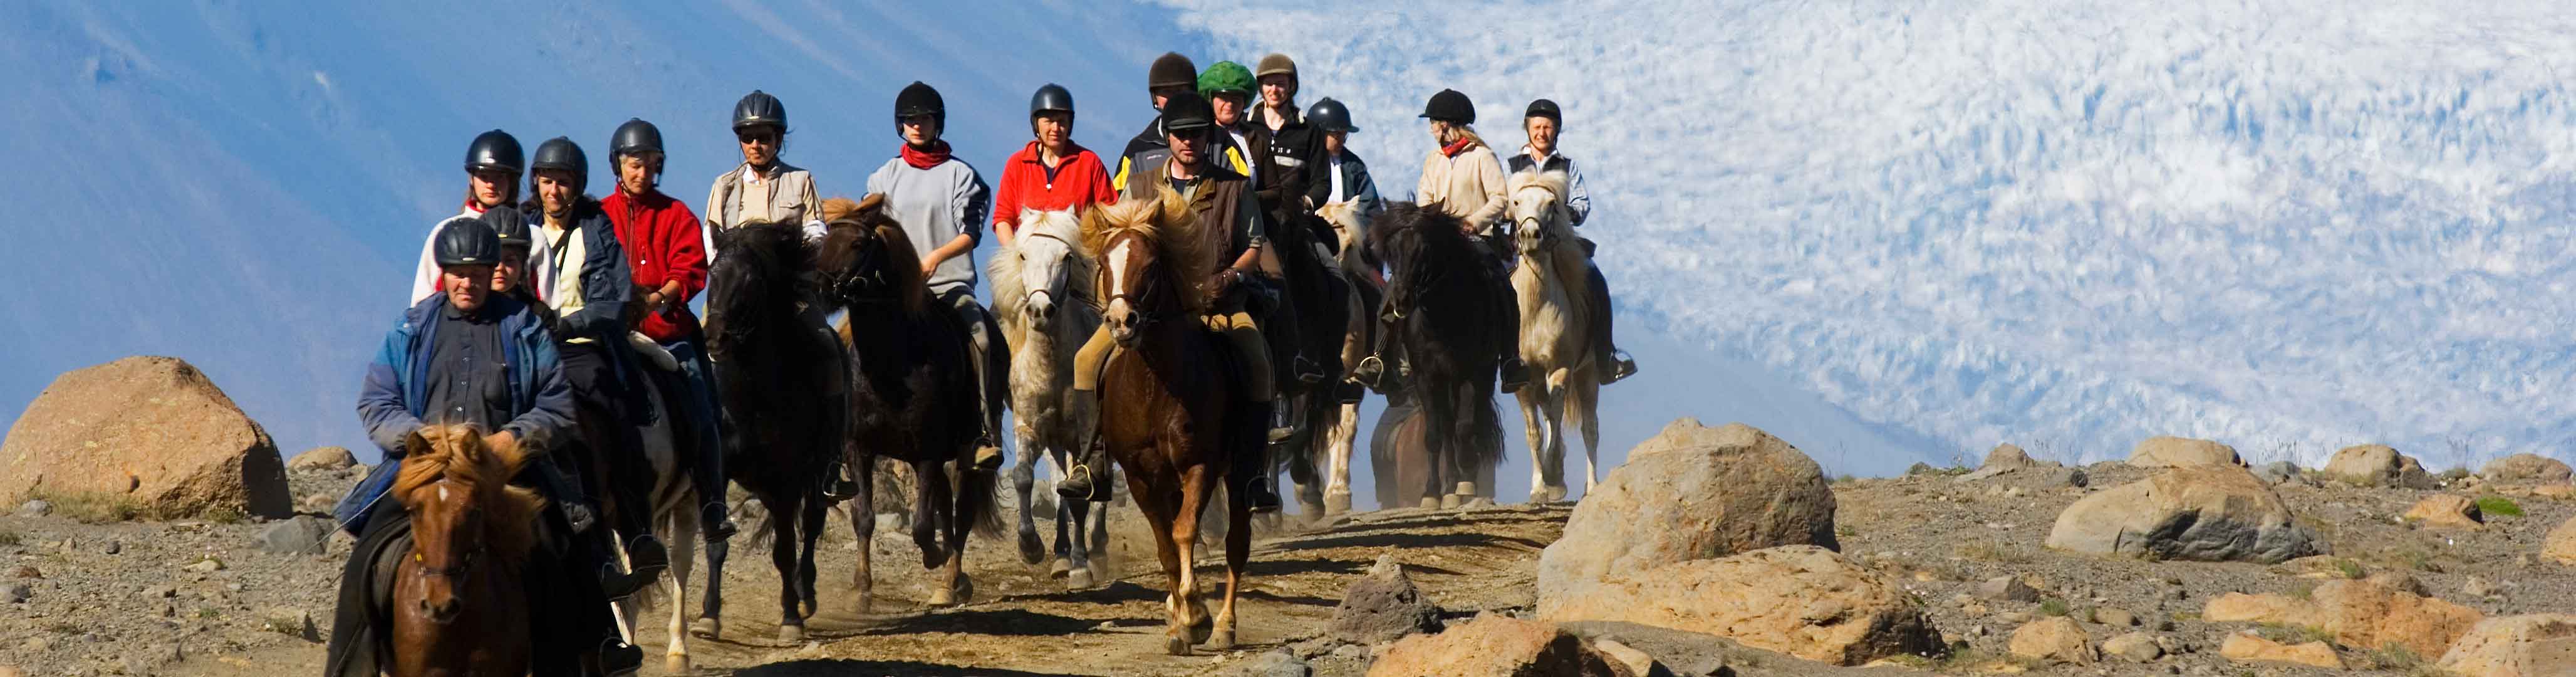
[322,51,1636,676]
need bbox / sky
[6,1,2573,509]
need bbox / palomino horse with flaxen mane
[1367,203,1507,508]
[1310,201,1386,514]
[700,220,849,642]
[815,194,1004,611]
[388,424,546,677]
[1083,188,1260,654]
[993,207,1113,589]
[1506,170,1603,502]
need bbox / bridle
[1020,229,1089,308]
[412,546,483,579]
[1102,233,1175,330]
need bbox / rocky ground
[6,429,2576,676]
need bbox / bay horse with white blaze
[993,207,1112,589]
[1083,189,1259,654]
[388,424,545,677]
[1507,170,1603,502]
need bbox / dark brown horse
[1369,392,1431,513]
[388,424,544,677]
[700,220,849,642]
[1081,189,1259,655]
[814,195,1002,612]
[1367,204,1505,508]
[1265,206,1358,518]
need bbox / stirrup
[1499,359,1532,391]
[700,501,739,542]
[1290,355,1327,385]
[1056,464,1110,502]
[1352,355,1386,387]
[1602,350,1638,384]
[821,461,860,501]
[972,439,1005,473]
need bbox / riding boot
[1054,433,1113,502]
[1237,431,1282,514]
[598,533,667,601]
[588,638,644,677]
[531,456,598,534]
[1267,396,1301,443]
[1493,278,1530,391]
[1584,263,1636,384]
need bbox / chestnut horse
[1367,204,1506,508]
[814,195,1003,612]
[1082,189,1259,654]
[388,424,545,677]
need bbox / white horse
[599,336,709,674]
[1309,201,1381,514]
[1505,171,1601,503]
[991,207,1111,589]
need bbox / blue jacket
[529,202,634,343]
[1310,149,1386,221]
[333,292,573,533]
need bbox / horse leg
[768,492,805,643]
[848,446,876,614]
[1172,464,1213,649]
[938,454,974,607]
[1423,386,1462,508]
[1544,384,1573,503]
[1211,461,1252,650]
[1574,377,1602,495]
[1324,401,1357,515]
[692,513,728,641]
[1011,429,1046,565]
[1064,494,1095,590]
[797,487,825,621]
[663,499,696,674]
[1133,481,1188,656]
[1515,384,1549,505]
[911,460,943,572]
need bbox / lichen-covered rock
[1537,419,1836,614]
[0,356,289,520]
[2323,444,2436,488]
[1541,545,1942,666]
[2126,436,2242,468]
[2045,466,2322,563]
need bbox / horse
[1264,203,1357,518]
[608,335,716,673]
[816,194,1004,611]
[700,219,849,642]
[1082,187,1259,654]
[992,207,1113,589]
[1366,203,1507,508]
[1506,171,1603,503]
[388,424,545,677]
[1309,201,1386,514]
[1366,386,1433,513]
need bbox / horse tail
[1467,389,1505,473]
[961,464,1006,540]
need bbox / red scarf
[901,141,953,170]
[1440,138,1478,158]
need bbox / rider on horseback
[407,130,522,303]
[601,118,741,538]
[1205,60,1324,423]
[1061,90,1289,513]
[1353,89,1533,393]
[865,80,1009,473]
[1304,97,1385,223]
[1508,99,1636,384]
[1114,52,1198,194]
[330,218,645,677]
[994,83,1119,246]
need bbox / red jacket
[601,187,707,343]
[992,141,1116,229]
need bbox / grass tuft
[2038,598,2070,617]
[2475,496,2523,518]
[25,489,145,523]
[2335,558,2366,579]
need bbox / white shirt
[1327,154,1349,204]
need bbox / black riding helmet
[433,216,503,267]
[732,90,787,132]
[1524,98,1562,124]
[483,206,532,251]
[1419,89,1475,124]
[1148,52,1197,93]
[1030,83,1074,120]
[895,81,946,132]
[465,130,524,174]
[608,118,665,186]
[1307,98,1358,133]
[1161,90,1216,134]
[530,137,587,184]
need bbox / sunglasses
[737,131,779,144]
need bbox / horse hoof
[1049,557,1073,579]
[665,654,692,674]
[1440,493,1463,510]
[928,585,954,607]
[1418,497,1440,510]
[1209,629,1237,651]
[1067,568,1095,590]
[689,617,722,641]
[778,624,804,643]
[1189,616,1215,644]
[953,576,976,605]
[1545,486,1569,503]
[1017,528,1047,565]
[1165,634,1193,656]
[1324,493,1352,515]
[1463,497,1493,508]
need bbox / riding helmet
[732,90,787,132]
[1148,51,1198,92]
[530,136,587,180]
[1420,89,1475,124]
[1307,98,1358,134]
[1255,53,1298,81]
[610,118,664,160]
[433,216,503,267]
[1030,83,1075,120]
[895,81,947,129]
[483,206,532,251]
[1197,60,1254,100]
[1160,90,1216,133]
[464,129,524,174]
[1524,98,1562,124]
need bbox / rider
[1059,90,1285,513]
[410,129,522,302]
[1507,100,1636,384]
[1205,60,1324,411]
[328,218,644,677]
[1304,97,1384,221]
[992,83,1118,248]
[1253,54,1329,231]
[1114,52,1198,194]
[864,81,1007,473]
[1353,89,1530,392]
[598,118,742,532]
[703,90,826,249]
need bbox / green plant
[2038,598,2070,617]
[2475,496,2523,518]
[2335,558,2366,579]
[2370,643,2425,670]
[195,607,221,619]
[1836,524,1859,537]
[262,617,304,636]
[2287,580,2317,601]
[0,528,20,546]
[1960,539,2033,564]
[24,489,144,523]
[200,505,245,524]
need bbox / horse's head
[394,424,542,625]
[703,220,811,362]
[817,194,929,317]
[1316,201,1367,263]
[1082,192,1195,347]
[998,208,1091,332]
[1367,202,1450,322]
[1507,171,1572,258]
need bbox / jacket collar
[1014,140,1090,165]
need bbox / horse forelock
[395,424,546,564]
[712,221,811,313]
[1506,169,1569,206]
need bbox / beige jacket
[1417,140,1508,231]
[704,161,823,256]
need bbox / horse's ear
[856,192,888,216]
[1154,184,1190,229]
[403,426,437,461]
[484,431,531,478]
[821,196,864,225]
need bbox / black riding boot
[1584,264,1636,384]
[1495,280,1529,391]
[1239,421,1282,514]
[1055,432,1112,502]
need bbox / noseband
[412,547,483,579]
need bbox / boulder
[1329,555,1445,646]
[1978,575,2040,602]
[2200,577,2481,657]
[286,447,355,472]
[254,515,332,555]
[1368,613,1635,677]
[2100,632,2163,663]
[1541,545,1941,666]
[2535,483,2576,501]
[1228,649,1310,677]
[2007,617,2095,664]
[2126,436,2242,468]
[0,357,290,520]
[1983,444,2038,470]
[2481,454,2573,483]
[1589,639,1656,677]
[2403,495,2485,529]
[1538,419,1836,612]
[2436,614,2576,677]
[2218,632,2343,669]
[2044,466,2322,563]
[2252,461,2305,486]
[2323,444,2436,488]
[13,500,49,518]
[2542,517,2576,565]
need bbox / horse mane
[1079,185,1212,313]
[820,194,932,317]
[1506,169,1570,206]
[1368,201,1474,260]
[989,207,1098,321]
[710,219,816,318]
[395,424,546,564]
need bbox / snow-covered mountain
[1176,0,2576,472]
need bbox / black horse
[699,221,849,643]
[814,195,1002,612]
[1263,209,1356,516]
[1366,204,1505,508]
